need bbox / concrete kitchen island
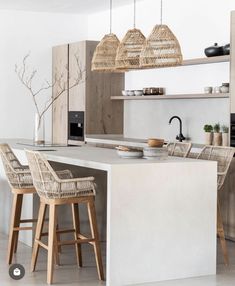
[0,140,217,286]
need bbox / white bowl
[117,150,143,158]
[134,90,143,96]
[127,90,135,96]
[122,90,128,96]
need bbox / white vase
[213,132,222,146]
[34,113,45,145]
[205,132,213,145]
[222,132,229,146]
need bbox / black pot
[223,44,230,55]
[204,43,224,57]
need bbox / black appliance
[68,111,84,141]
[230,113,235,147]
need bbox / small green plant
[204,124,213,132]
[222,125,229,133]
[213,123,220,133]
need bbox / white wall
[87,0,235,143]
[0,10,87,142]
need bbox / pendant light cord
[160,0,163,25]
[134,0,136,28]
[110,0,112,34]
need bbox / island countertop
[2,138,204,171]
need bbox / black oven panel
[68,111,84,141]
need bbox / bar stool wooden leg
[56,222,61,253]
[72,203,83,267]
[87,197,104,281]
[7,193,23,264]
[31,201,47,272]
[54,207,60,266]
[47,203,56,285]
[13,194,24,253]
[217,201,229,265]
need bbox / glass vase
[34,113,45,145]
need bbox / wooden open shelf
[128,55,230,71]
[111,93,230,100]
[182,55,230,66]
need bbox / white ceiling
[0,0,140,14]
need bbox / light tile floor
[0,233,235,286]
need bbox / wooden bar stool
[26,150,104,284]
[197,145,234,265]
[0,144,37,265]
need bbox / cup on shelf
[204,86,213,94]
[214,86,221,93]
[127,90,135,96]
[122,90,128,96]
[220,83,229,93]
[134,90,143,96]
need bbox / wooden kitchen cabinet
[52,44,69,145]
[52,41,124,145]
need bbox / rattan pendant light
[91,0,122,72]
[115,0,146,69]
[140,0,183,68]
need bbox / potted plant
[222,125,229,146]
[213,123,222,146]
[203,124,213,145]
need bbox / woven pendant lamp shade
[91,33,124,72]
[140,24,183,68]
[115,28,146,69]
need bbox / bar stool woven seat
[167,142,192,158]
[0,144,37,265]
[0,143,34,189]
[26,150,104,284]
[197,145,235,265]
[27,150,95,199]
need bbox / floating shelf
[111,93,230,100]
[182,55,230,66]
[129,55,230,71]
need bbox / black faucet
[169,116,186,142]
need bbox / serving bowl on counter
[116,146,143,158]
[143,147,168,160]
[147,138,164,147]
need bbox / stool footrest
[13,226,33,231]
[58,238,95,246]
[35,239,48,250]
[20,219,38,223]
[41,228,75,237]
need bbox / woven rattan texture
[92,33,122,72]
[197,146,234,191]
[115,28,146,69]
[0,144,34,189]
[26,150,96,199]
[167,142,192,158]
[140,24,182,68]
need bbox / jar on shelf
[220,83,229,93]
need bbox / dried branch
[15,53,85,132]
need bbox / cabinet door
[68,42,86,112]
[52,44,69,144]
[85,41,124,134]
[230,11,235,114]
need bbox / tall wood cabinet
[52,41,124,145]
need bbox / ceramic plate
[117,150,143,159]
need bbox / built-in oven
[230,113,235,147]
[68,111,84,142]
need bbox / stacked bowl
[143,138,168,160]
